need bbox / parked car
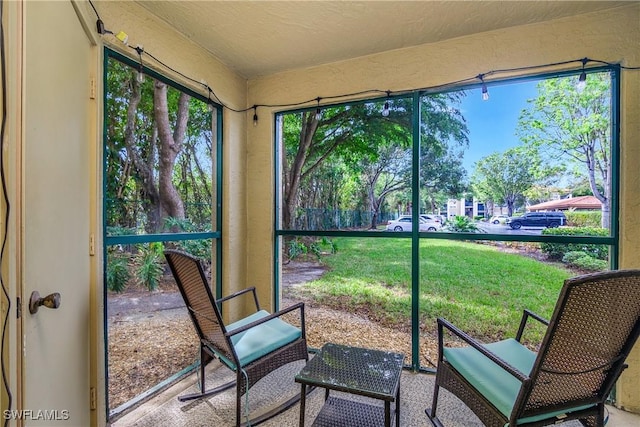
[387,215,441,232]
[420,214,443,227]
[489,214,508,224]
[506,211,566,229]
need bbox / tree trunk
[123,76,161,232]
[155,81,189,231]
[284,112,318,229]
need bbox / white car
[489,214,508,224]
[387,215,441,232]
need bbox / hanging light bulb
[481,83,489,101]
[477,74,489,101]
[135,46,145,83]
[253,106,259,127]
[382,91,391,117]
[576,58,589,93]
[382,100,390,117]
[576,72,587,93]
[315,98,322,120]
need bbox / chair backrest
[164,249,235,362]
[517,269,640,419]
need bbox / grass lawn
[291,236,572,344]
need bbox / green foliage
[107,253,131,293]
[517,72,612,227]
[281,94,469,230]
[471,146,543,215]
[561,250,608,271]
[562,251,588,264]
[540,227,608,260]
[444,215,483,233]
[569,255,608,271]
[105,57,214,235]
[163,217,212,261]
[564,210,601,227]
[286,236,337,261]
[178,240,212,262]
[133,243,165,291]
[287,238,308,260]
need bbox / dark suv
[506,212,566,229]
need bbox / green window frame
[102,48,223,417]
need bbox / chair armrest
[216,287,260,311]
[225,302,306,339]
[438,318,529,382]
[515,309,549,342]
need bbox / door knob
[29,291,61,314]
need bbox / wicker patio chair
[426,269,640,427]
[164,249,309,427]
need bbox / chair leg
[578,404,605,427]
[178,346,235,402]
[425,382,445,427]
[236,370,244,427]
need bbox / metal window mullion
[411,92,421,371]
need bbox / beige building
[1,1,639,425]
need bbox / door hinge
[90,387,97,410]
[89,76,96,99]
[89,234,95,256]
[16,296,21,319]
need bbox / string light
[577,58,588,92]
[135,46,145,83]
[88,1,640,120]
[478,74,489,101]
[253,106,258,127]
[382,91,391,117]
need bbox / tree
[471,147,538,216]
[281,94,469,230]
[105,59,212,234]
[361,145,412,229]
[517,72,612,228]
[419,93,469,214]
[281,102,411,229]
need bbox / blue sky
[457,80,539,174]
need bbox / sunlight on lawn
[293,237,571,342]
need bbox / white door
[22,1,93,425]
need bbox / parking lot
[475,222,544,235]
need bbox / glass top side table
[295,343,405,427]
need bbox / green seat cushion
[222,310,302,368]
[443,338,593,425]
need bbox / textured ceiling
[136,1,629,79]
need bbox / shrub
[562,251,588,264]
[540,227,608,260]
[134,243,164,291]
[107,253,131,293]
[444,216,484,233]
[286,236,337,262]
[570,255,608,271]
[564,211,601,227]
